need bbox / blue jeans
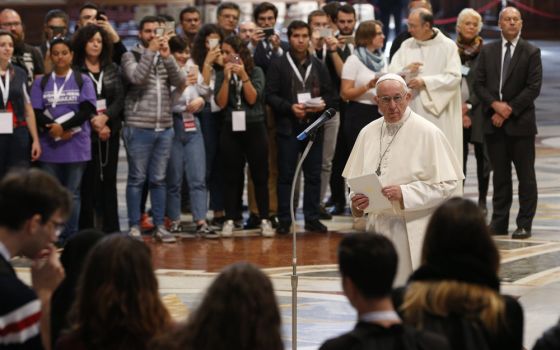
[276,131,323,223]
[199,104,225,212]
[122,126,174,227]
[166,116,208,222]
[40,162,86,241]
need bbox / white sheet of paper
[0,112,13,134]
[54,111,81,141]
[347,172,392,213]
[232,110,246,132]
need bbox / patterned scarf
[456,34,483,64]
[354,46,385,73]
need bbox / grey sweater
[121,45,186,129]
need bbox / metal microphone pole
[289,130,317,350]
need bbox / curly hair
[68,235,171,350]
[223,35,254,74]
[191,23,223,72]
[71,25,113,68]
[152,263,283,350]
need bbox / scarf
[354,46,385,73]
[456,34,483,64]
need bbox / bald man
[344,74,463,285]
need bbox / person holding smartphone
[252,2,289,73]
[214,36,273,237]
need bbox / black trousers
[343,101,381,155]
[463,128,490,205]
[485,129,537,232]
[79,134,121,233]
[220,122,269,221]
[0,127,30,179]
[329,102,347,207]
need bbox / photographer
[121,16,186,243]
[214,36,273,237]
[252,2,289,73]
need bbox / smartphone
[228,54,241,65]
[51,26,65,37]
[165,21,175,35]
[338,35,354,44]
[318,28,333,38]
[155,27,164,37]
[262,27,275,38]
[208,38,220,49]
[96,10,106,21]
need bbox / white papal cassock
[389,29,463,194]
[343,108,464,285]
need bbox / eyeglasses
[378,94,405,105]
[49,219,66,237]
[0,22,22,28]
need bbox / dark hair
[322,2,340,22]
[168,35,189,54]
[422,198,500,273]
[191,23,223,70]
[79,2,98,15]
[139,15,160,31]
[336,4,356,21]
[217,2,240,17]
[49,37,72,52]
[415,8,434,28]
[44,9,69,25]
[338,233,397,298]
[180,6,200,21]
[152,263,283,350]
[287,20,311,38]
[253,2,278,22]
[0,29,15,43]
[354,20,383,47]
[307,10,328,25]
[72,25,113,67]
[0,168,71,231]
[223,35,254,73]
[69,235,171,350]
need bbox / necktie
[342,44,351,59]
[501,41,512,89]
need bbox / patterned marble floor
[12,41,560,349]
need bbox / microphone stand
[289,130,317,350]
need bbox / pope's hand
[382,185,402,202]
[351,193,369,212]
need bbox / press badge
[96,99,107,113]
[0,111,13,134]
[297,92,312,104]
[232,110,246,132]
[461,65,470,77]
[182,112,197,132]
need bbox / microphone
[296,108,337,141]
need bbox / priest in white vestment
[343,74,464,285]
[389,8,463,193]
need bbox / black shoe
[276,221,291,235]
[269,215,280,229]
[319,205,332,220]
[304,219,328,233]
[512,227,531,239]
[244,213,261,229]
[210,216,226,228]
[329,203,346,216]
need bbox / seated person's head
[338,233,397,300]
[156,262,283,350]
[69,235,170,348]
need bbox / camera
[262,27,275,38]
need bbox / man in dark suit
[252,2,289,73]
[319,233,450,350]
[474,6,542,239]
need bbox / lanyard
[88,70,104,96]
[360,311,401,323]
[232,74,243,110]
[287,52,312,88]
[0,70,10,109]
[314,44,326,64]
[51,70,72,108]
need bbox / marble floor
[13,41,560,349]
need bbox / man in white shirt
[344,74,463,285]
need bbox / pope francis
[343,74,464,285]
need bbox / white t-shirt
[341,54,387,105]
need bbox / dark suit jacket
[254,39,290,74]
[474,38,542,136]
[266,53,335,137]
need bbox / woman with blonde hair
[394,197,523,350]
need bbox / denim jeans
[276,131,323,223]
[122,126,174,227]
[199,104,225,212]
[166,116,208,222]
[40,161,87,241]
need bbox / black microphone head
[325,108,336,119]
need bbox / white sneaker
[128,226,142,241]
[153,226,177,243]
[260,219,275,237]
[169,220,183,233]
[221,220,234,238]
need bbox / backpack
[40,67,84,92]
